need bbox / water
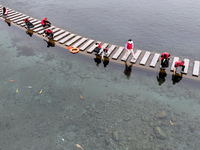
[1,0,200,60]
[0,1,200,150]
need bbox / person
[173,60,185,75]
[101,48,109,61]
[41,18,51,27]
[159,52,170,68]
[43,29,54,39]
[125,39,135,60]
[23,18,34,29]
[124,62,133,79]
[157,69,167,86]
[2,7,8,17]
[93,42,102,54]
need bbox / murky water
[0,1,200,150]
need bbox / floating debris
[28,86,32,89]
[39,89,43,94]
[61,138,65,141]
[80,95,83,99]
[76,144,84,150]
[170,120,174,125]
[9,80,14,82]
[16,89,18,93]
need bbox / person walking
[125,39,135,60]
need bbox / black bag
[94,47,100,53]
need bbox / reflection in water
[172,73,183,85]
[4,19,11,26]
[26,29,33,37]
[103,57,109,67]
[43,39,55,48]
[94,55,101,66]
[157,69,167,86]
[124,62,133,79]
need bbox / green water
[0,19,200,150]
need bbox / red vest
[127,42,133,50]
[46,29,52,34]
[24,19,30,22]
[175,60,184,67]
[98,43,101,49]
[41,18,47,25]
[161,52,170,60]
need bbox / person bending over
[173,60,185,75]
[101,48,109,61]
[159,52,170,68]
[43,29,54,39]
[41,18,51,27]
[23,18,34,29]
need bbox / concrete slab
[150,53,160,67]
[112,47,124,60]
[140,51,151,65]
[53,32,70,41]
[59,34,75,44]
[71,37,87,48]
[79,39,94,51]
[130,50,142,63]
[183,59,189,74]
[192,61,199,77]
[65,36,81,46]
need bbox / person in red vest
[125,39,135,60]
[159,52,170,68]
[23,18,34,29]
[41,18,51,27]
[173,60,185,75]
[2,7,8,17]
[43,29,54,39]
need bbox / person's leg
[173,66,177,74]
[182,65,185,71]
[130,49,135,59]
[125,49,129,57]
[101,52,104,60]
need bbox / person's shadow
[157,69,167,86]
[124,62,133,79]
[26,29,34,37]
[172,72,183,85]
[43,39,55,48]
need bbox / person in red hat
[23,18,34,29]
[173,60,185,75]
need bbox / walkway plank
[150,53,160,67]
[192,61,200,77]
[6,12,19,17]
[183,59,189,74]
[79,39,94,51]
[130,50,142,63]
[121,50,131,61]
[107,45,116,57]
[140,51,151,65]
[7,13,22,19]
[112,47,124,60]
[65,36,81,46]
[71,37,87,48]
[32,21,41,26]
[37,26,55,34]
[32,23,42,29]
[59,34,75,44]
[87,41,100,53]
[170,57,179,71]
[53,32,70,41]
[13,16,28,23]
[10,15,26,21]
[53,30,65,37]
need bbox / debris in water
[39,89,43,94]
[28,86,32,89]
[170,120,174,125]
[16,89,18,93]
[76,144,84,150]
